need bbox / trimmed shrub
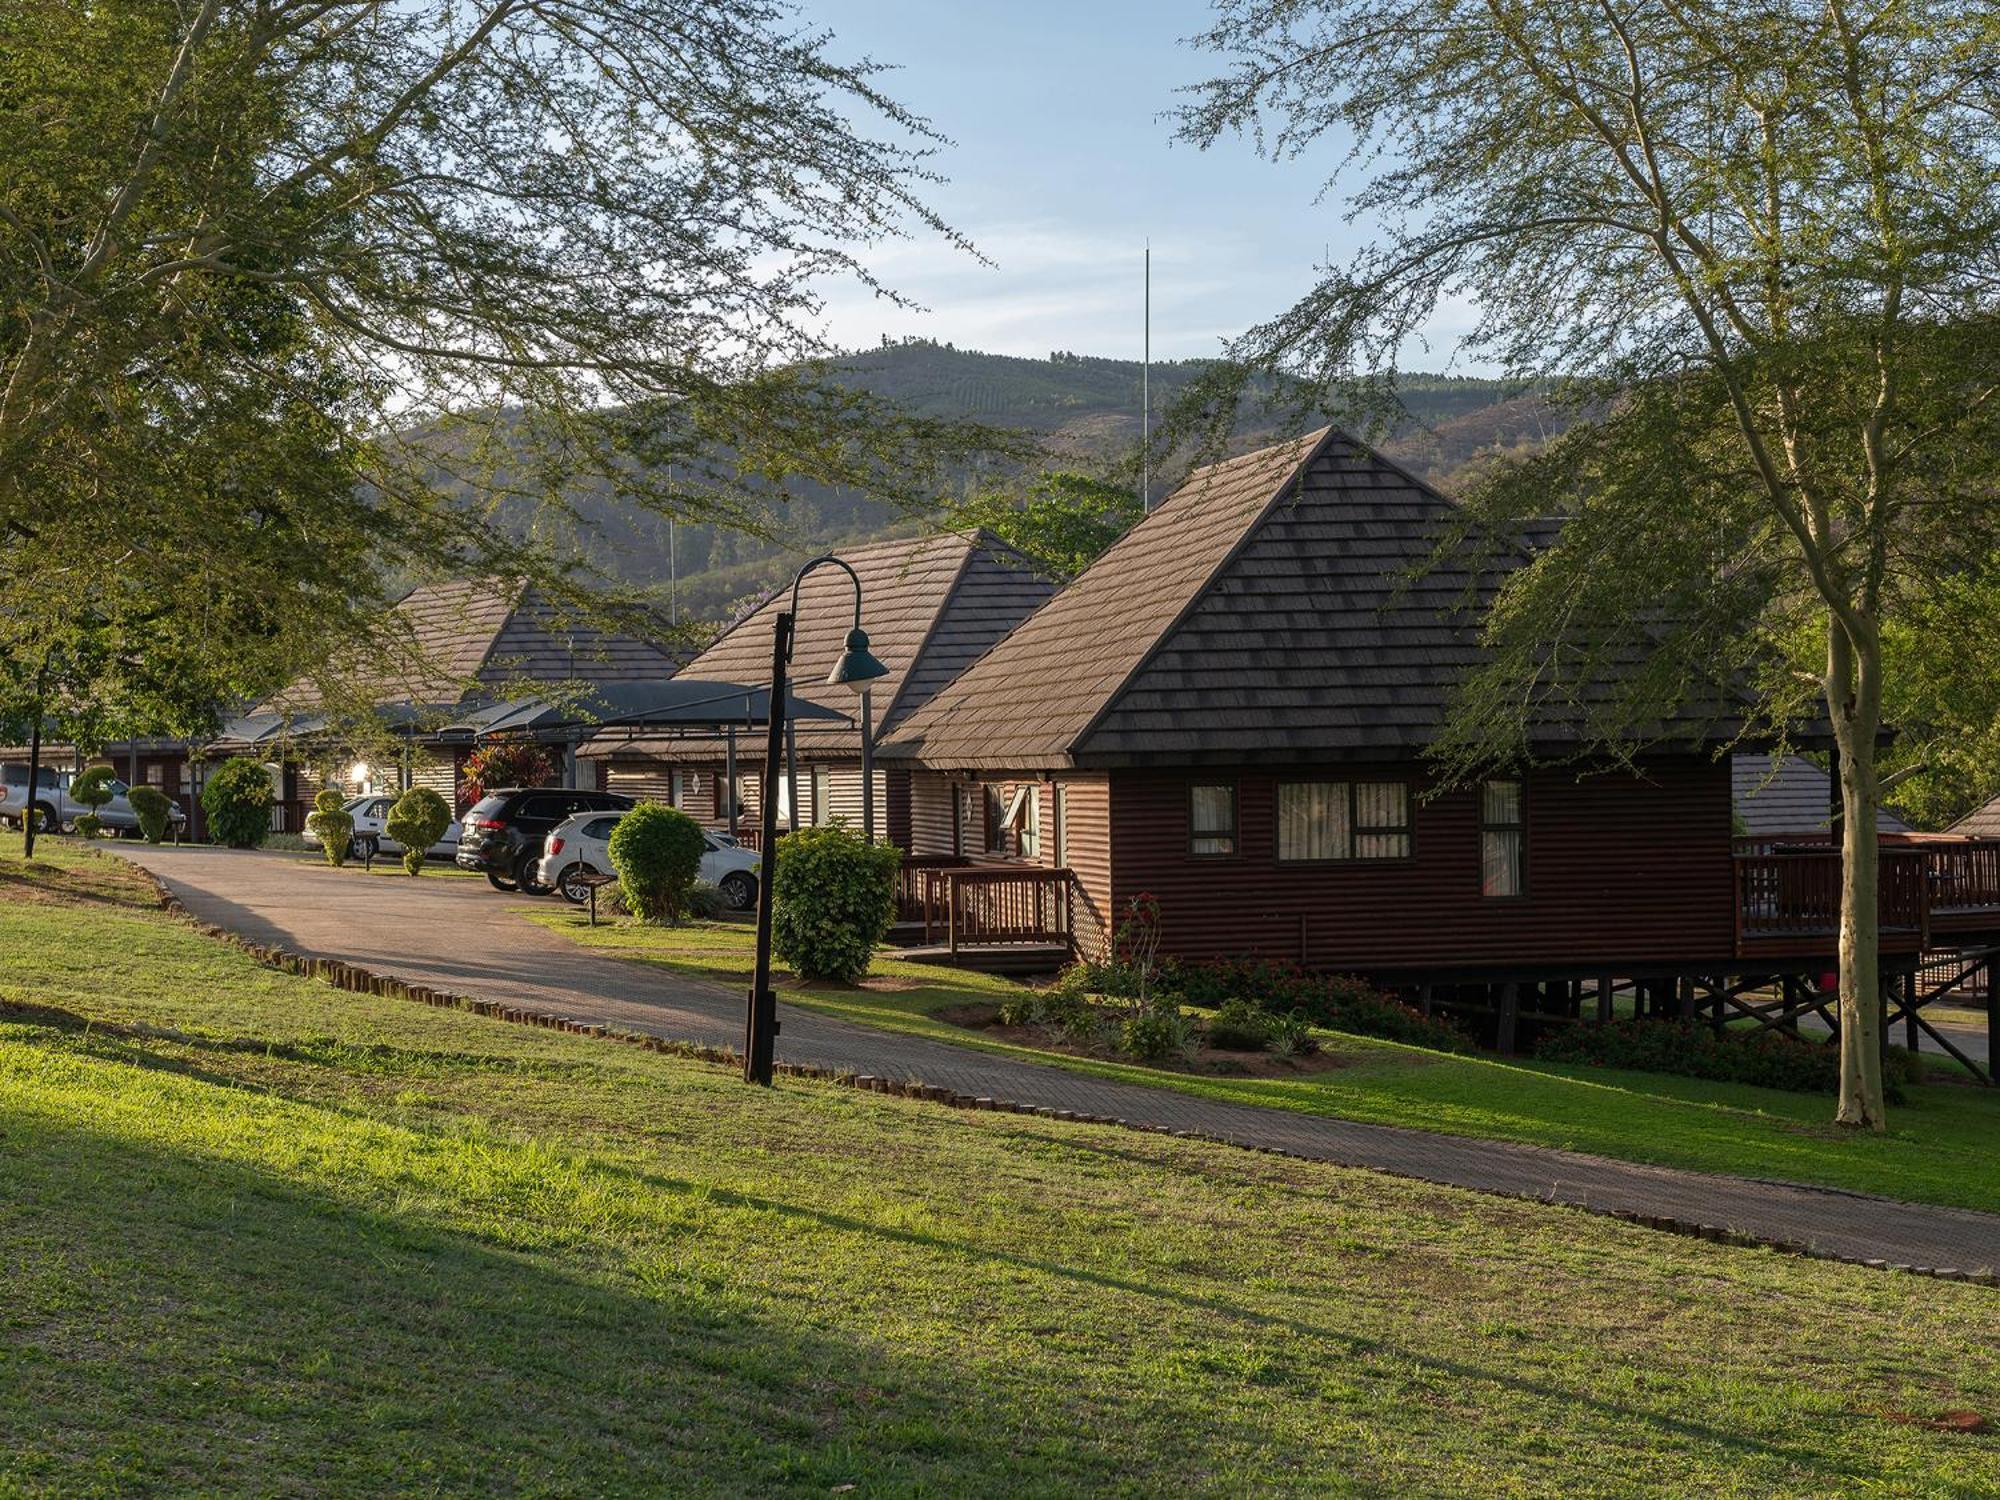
[127,784,173,844]
[386,786,451,875]
[607,802,707,923]
[71,766,116,838]
[770,822,900,983]
[1267,1008,1319,1059]
[1204,999,1273,1052]
[1535,1018,1923,1102]
[459,740,555,811]
[202,757,275,848]
[306,787,354,868]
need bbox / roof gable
[659,531,1058,750]
[1735,752,1910,835]
[881,432,1328,767]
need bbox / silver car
[301,793,461,860]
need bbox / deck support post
[1596,974,1612,1025]
[1417,984,1433,1019]
[1496,983,1518,1055]
[1677,976,1695,1022]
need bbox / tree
[1,0,1005,722]
[386,787,451,875]
[944,471,1143,582]
[127,784,174,845]
[607,803,707,924]
[1178,1,2000,1128]
[201,757,275,849]
[459,742,556,812]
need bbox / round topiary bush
[386,786,451,875]
[70,766,116,838]
[306,787,355,868]
[607,802,706,923]
[201,757,275,848]
[127,784,173,844]
[771,822,900,984]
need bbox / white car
[301,793,460,860]
[534,810,760,910]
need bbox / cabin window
[670,769,686,808]
[1481,779,1525,897]
[985,784,1008,854]
[1053,784,1069,867]
[1188,784,1236,856]
[1276,781,1412,861]
[812,767,833,825]
[1014,787,1042,860]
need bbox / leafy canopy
[944,471,1143,583]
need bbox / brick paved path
[117,846,2000,1276]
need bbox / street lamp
[744,555,888,1087]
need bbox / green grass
[2,837,1997,1494]
[523,907,2000,1217]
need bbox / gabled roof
[1734,752,1909,836]
[1950,790,2000,838]
[608,531,1057,758]
[264,578,681,711]
[887,428,1741,770]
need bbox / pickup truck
[0,762,188,835]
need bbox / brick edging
[117,855,1998,1289]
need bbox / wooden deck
[1732,835,2000,959]
[890,857,1077,969]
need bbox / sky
[800,0,1477,366]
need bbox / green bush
[607,802,706,923]
[685,880,725,922]
[385,787,451,875]
[770,822,900,983]
[201,757,275,848]
[306,787,354,868]
[127,784,173,844]
[1535,1018,1924,1102]
[1204,999,1273,1052]
[1266,1009,1319,1059]
[71,766,116,838]
[1119,1004,1197,1062]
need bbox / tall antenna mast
[1142,240,1151,513]
[667,465,678,628]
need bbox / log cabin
[879,429,2000,1057]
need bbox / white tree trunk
[1831,623,1887,1130]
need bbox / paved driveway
[113,844,2000,1275]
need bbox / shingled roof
[1734,752,1909,836]
[266,578,681,711]
[885,428,1734,770]
[606,531,1056,759]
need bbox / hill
[525,342,1561,627]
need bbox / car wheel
[719,871,757,912]
[350,835,379,862]
[485,869,520,892]
[557,864,596,905]
[516,853,554,897]
[32,802,59,835]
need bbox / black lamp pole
[744,555,888,1087]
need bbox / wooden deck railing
[913,865,1074,953]
[1922,838,2000,915]
[894,856,971,923]
[1734,845,1929,950]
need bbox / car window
[584,817,620,840]
[465,794,510,820]
[519,793,569,821]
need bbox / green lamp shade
[826,627,889,694]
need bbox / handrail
[910,864,1073,952]
[1733,845,1928,945]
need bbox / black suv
[457,787,634,893]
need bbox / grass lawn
[1,837,1997,1494]
[523,907,2000,1217]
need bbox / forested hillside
[519,341,1558,626]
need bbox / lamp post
[744,555,888,1086]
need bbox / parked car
[533,809,761,909]
[301,793,460,861]
[456,787,635,893]
[1,763,187,835]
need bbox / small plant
[201,757,276,848]
[1113,892,1163,1006]
[70,766,116,838]
[684,880,724,921]
[607,802,707,923]
[306,787,354,868]
[459,739,555,811]
[1119,1003,1198,1062]
[127,784,173,844]
[770,821,900,983]
[1204,999,1273,1052]
[385,786,451,875]
[1266,1009,1319,1059]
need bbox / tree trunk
[1830,620,1887,1130]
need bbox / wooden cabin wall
[1104,758,1736,972]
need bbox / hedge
[201,758,275,848]
[771,823,900,983]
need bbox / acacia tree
[944,470,1143,581]
[1178,1,2000,1128]
[1,1,1000,718]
